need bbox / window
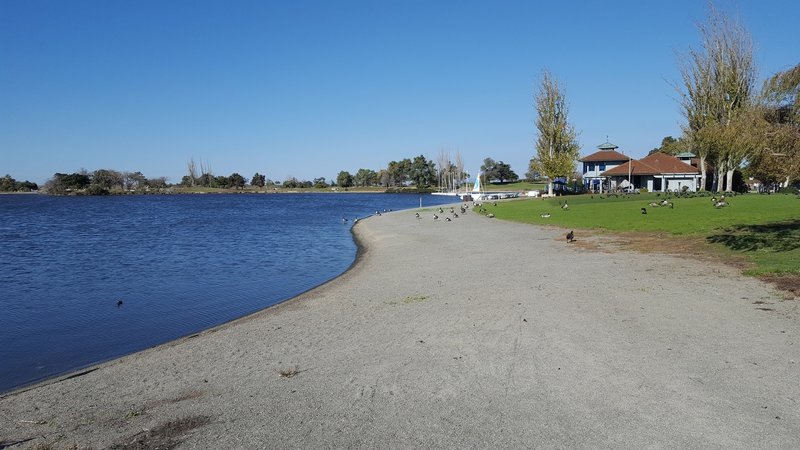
[599,163,606,170]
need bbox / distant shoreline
[4,188,443,196]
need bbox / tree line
[0,174,38,192]
[42,170,169,195]
[30,151,525,196]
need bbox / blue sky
[2,0,798,184]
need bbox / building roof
[601,152,699,176]
[597,141,618,150]
[579,149,630,163]
[675,151,696,158]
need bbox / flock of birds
[417,204,471,222]
[535,191,737,218]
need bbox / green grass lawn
[479,192,800,275]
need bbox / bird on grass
[641,208,647,214]
[540,213,551,218]
[561,202,569,210]
[566,230,575,243]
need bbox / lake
[0,193,457,393]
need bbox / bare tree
[436,149,450,191]
[186,158,198,187]
[454,151,465,192]
[530,69,580,196]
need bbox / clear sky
[2,0,798,185]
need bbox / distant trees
[480,158,518,183]
[353,168,377,187]
[229,173,246,189]
[44,172,91,194]
[648,136,687,155]
[337,171,353,187]
[530,69,581,195]
[378,155,437,188]
[0,174,38,192]
[435,150,468,192]
[251,173,266,187]
[41,170,171,195]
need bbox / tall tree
[251,173,266,187]
[229,173,246,189]
[530,70,581,196]
[353,168,377,187]
[436,149,451,190]
[753,63,800,187]
[336,171,353,187]
[186,158,198,187]
[454,151,466,191]
[677,5,757,192]
[409,155,436,187]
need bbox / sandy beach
[2,205,798,448]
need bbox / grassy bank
[477,192,800,276]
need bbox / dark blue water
[0,193,456,393]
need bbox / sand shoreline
[2,207,798,448]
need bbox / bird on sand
[415,212,420,219]
[566,230,575,243]
[445,217,452,222]
[433,214,439,220]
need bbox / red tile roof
[601,152,699,176]
[639,152,700,174]
[579,150,630,162]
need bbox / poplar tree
[678,6,757,192]
[530,70,580,196]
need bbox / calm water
[0,193,455,393]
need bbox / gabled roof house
[579,141,630,192]
[579,141,702,192]
[601,152,700,192]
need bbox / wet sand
[1,205,798,448]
